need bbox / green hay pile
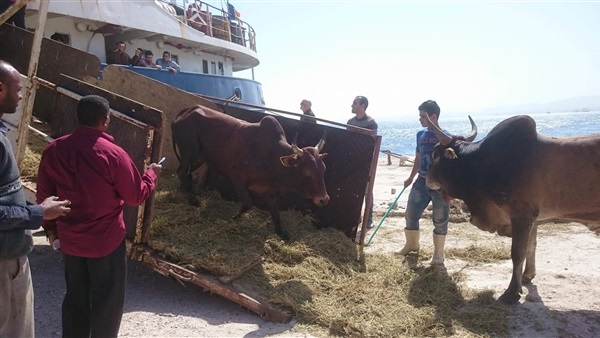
[152,173,512,337]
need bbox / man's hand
[148,163,162,176]
[41,196,71,220]
[403,177,414,188]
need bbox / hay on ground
[151,172,512,337]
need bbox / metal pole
[366,186,407,246]
[15,0,49,166]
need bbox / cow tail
[172,137,181,163]
[172,123,182,163]
[171,105,197,163]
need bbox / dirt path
[29,233,309,338]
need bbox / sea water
[378,111,600,156]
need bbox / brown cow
[425,115,600,304]
[171,105,330,239]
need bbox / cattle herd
[171,105,600,305]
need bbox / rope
[366,186,407,246]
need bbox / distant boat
[22,0,265,106]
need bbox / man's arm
[170,61,181,72]
[106,50,117,64]
[113,150,159,206]
[404,153,420,188]
[0,205,43,231]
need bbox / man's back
[36,127,156,257]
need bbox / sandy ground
[29,156,600,337]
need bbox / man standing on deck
[156,51,181,73]
[347,95,378,228]
[0,59,71,337]
[106,41,131,65]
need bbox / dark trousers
[62,240,126,338]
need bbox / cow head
[425,115,478,197]
[280,133,330,207]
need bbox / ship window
[50,33,70,45]
[202,60,208,74]
[172,55,179,64]
[218,62,224,75]
[210,61,216,75]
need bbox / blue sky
[230,1,600,122]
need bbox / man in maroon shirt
[36,95,162,338]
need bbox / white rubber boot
[430,233,446,265]
[394,229,420,256]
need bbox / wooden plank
[0,23,101,84]
[131,245,290,323]
[84,65,221,171]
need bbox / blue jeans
[405,177,449,235]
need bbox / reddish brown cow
[425,115,600,304]
[171,105,330,239]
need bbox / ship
[16,0,264,106]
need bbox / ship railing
[166,0,256,52]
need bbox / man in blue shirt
[397,100,450,265]
[156,51,181,73]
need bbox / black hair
[50,33,66,43]
[355,96,369,109]
[77,95,110,127]
[144,50,154,56]
[418,100,441,117]
[163,51,171,56]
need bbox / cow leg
[269,208,286,239]
[232,205,252,219]
[522,223,538,284]
[268,202,288,240]
[230,178,254,219]
[498,216,534,305]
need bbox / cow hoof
[498,291,521,305]
[277,232,290,241]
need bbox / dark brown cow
[425,115,600,304]
[171,105,330,239]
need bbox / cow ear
[318,153,328,160]
[280,155,298,167]
[444,148,458,159]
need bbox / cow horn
[425,114,453,145]
[291,133,304,156]
[315,130,327,154]
[464,115,478,142]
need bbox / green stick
[366,186,407,246]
